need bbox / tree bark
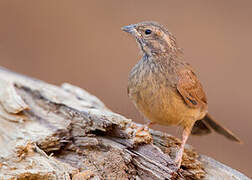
[0,67,249,180]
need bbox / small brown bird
[122,21,241,167]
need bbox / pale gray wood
[0,67,249,180]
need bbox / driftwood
[0,67,249,180]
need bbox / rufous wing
[176,69,207,109]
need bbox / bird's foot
[136,121,155,132]
[133,124,153,144]
[135,124,149,133]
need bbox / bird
[122,21,241,168]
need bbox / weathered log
[0,67,249,180]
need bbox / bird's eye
[145,29,152,35]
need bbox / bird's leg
[146,121,155,129]
[175,126,191,168]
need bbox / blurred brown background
[0,0,251,177]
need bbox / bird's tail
[191,114,242,143]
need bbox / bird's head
[122,21,178,56]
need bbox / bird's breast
[128,59,205,127]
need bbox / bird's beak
[121,24,138,36]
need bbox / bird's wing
[176,69,207,109]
